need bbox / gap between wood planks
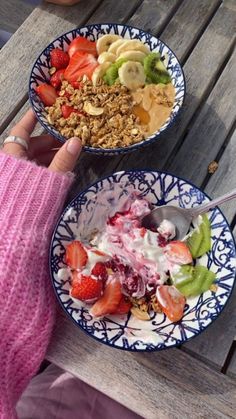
[163,40,235,174]
[156,0,223,66]
[201,121,236,193]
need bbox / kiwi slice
[171,265,194,288]
[177,265,215,297]
[187,214,211,258]
[197,214,211,257]
[103,59,127,86]
[143,52,171,84]
[201,270,216,293]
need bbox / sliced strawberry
[90,277,122,317]
[61,104,84,119]
[165,241,193,265]
[64,51,98,83]
[68,36,97,58]
[71,80,82,89]
[156,285,186,322]
[50,69,65,89]
[115,295,132,314]
[65,240,88,270]
[71,272,103,301]
[91,262,108,281]
[35,83,58,106]
[50,48,69,70]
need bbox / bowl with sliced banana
[29,24,185,155]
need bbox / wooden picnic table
[0,0,235,417]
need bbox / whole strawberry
[50,69,65,89]
[71,273,103,301]
[50,48,69,70]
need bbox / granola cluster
[130,295,162,321]
[45,78,144,149]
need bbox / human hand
[45,0,81,5]
[2,109,82,173]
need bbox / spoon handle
[190,188,236,217]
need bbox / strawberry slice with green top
[65,240,88,270]
[90,276,122,317]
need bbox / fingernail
[66,137,82,155]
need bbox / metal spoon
[141,188,236,240]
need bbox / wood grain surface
[47,311,236,419]
[0,0,35,34]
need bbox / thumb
[48,137,82,173]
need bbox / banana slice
[92,62,111,86]
[96,34,122,55]
[116,40,150,56]
[98,51,116,64]
[118,61,146,90]
[117,50,146,62]
[107,39,126,54]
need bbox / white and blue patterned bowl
[29,23,185,155]
[50,170,236,351]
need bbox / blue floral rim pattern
[50,170,236,351]
[29,23,185,155]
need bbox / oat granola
[45,79,144,149]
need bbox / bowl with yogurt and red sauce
[50,170,236,351]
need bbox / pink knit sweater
[0,152,74,419]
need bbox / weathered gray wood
[46,311,236,419]
[0,0,102,131]
[227,344,236,379]
[181,129,236,369]
[127,0,182,35]
[167,49,236,203]
[87,0,142,24]
[0,0,35,34]
[204,130,236,223]
[160,0,222,63]
[115,0,236,175]
[182,275,236,371]
[129,0,221,62]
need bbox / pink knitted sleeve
[0,152,74,419]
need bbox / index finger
[10,109,38,142]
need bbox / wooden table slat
[47,312,236,419]
[167,49,236,208]
[156,0,221,63]
[127,0,182,36]
[87,0,143,24]
[0,0,35,34]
